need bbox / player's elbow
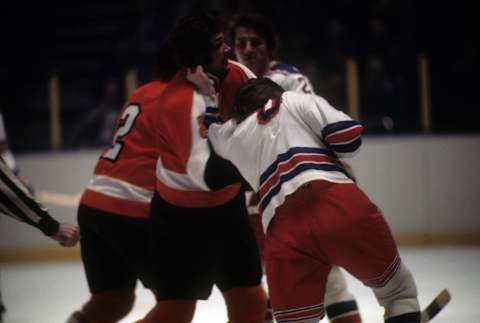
[330,136,362,158]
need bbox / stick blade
[421,288,451,322]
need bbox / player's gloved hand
[51,223,80,247]
[203,104,222,129]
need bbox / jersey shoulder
[227,60,257,79]
[149,69,195,131]
[219,61,256,120]
[268,62,314,94]
[128,81,168,104]
[223,61,254,91]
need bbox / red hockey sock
[70,289,135,323]
[140,300,196,323]
[330,313,362,323]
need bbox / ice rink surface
[1,246,478,323]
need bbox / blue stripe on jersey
[329,137,362,153]
[270,62,300,74]
[258,162,349,212]
[321,120,362,154]
[259,147,337,184]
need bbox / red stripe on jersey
[80,189,150,218]
[325,125,363,145]
[259,154,342,198]
[156,180,241,208]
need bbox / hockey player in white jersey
[229,13,314,95]
[206,78,422,323]
[229,12,361,323]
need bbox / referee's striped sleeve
[0,160,59,236]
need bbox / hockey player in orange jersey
[137,12,267,323]
[67,43,178,323]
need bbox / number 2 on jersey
[102,104,141,161]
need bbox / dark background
[1,0,478,151]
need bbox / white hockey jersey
[208,91,363,231]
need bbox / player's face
[204,32,231,78]
[234,26,270,77]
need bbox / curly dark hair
[170,12,225,69]
[232,78,284,122]
[153,39,178,82]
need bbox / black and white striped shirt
[0,159,59,236]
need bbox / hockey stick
[421,288,451,322]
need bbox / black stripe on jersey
[0,194,24,222]
[206,107,219,114]
[0,188,37,226]
[0,167,45,218]
[0,164,59,236]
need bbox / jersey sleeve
[207,120,236,160]
[202,95,222,127]
[0,160,60,236]
[292,93,364,158]
[267,64,314,94]
[204,140,242,190]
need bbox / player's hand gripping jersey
[208,91,363,230]
[152,60,254,208]
[80,81,168,218]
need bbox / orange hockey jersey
[80,81,167,218]
[153,61,255,208]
